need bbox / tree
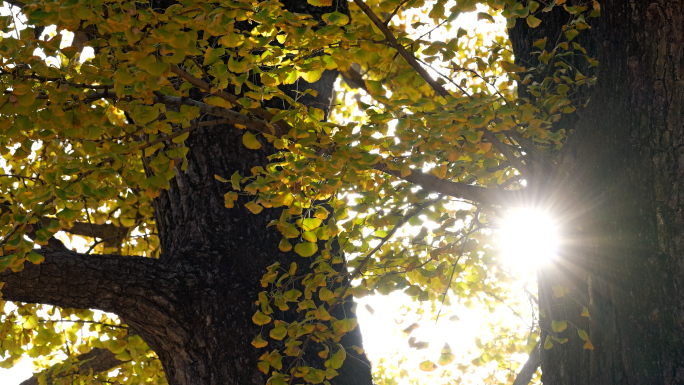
[0,1,681,385]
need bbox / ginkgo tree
[1,0,683,384]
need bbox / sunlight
[499,208,559,268]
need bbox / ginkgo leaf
[242,132,262,150]
[551,320,567,332]
[252,311,272,326]
[294,242,317,257]
[252,334,268,348]
[418,360,438,372]
[269,325,287,340]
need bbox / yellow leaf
[278,238,292,252]
[418,360,438,372]
[551,320,567,332]
[552,285,566,297]
[583,340,594,350]
[577,329,589,341]
[252,311,272,326]
[527,14,542,28]
[315,305,331,321]
[401,164,412,178]
[269,325,287,340]
[242,132,262,150]
[581,306,590,317]
[245,201,263,214]
[294,242,318,257]
[257,361,270,374]
[544,335,553,350]
[252,334,268,348]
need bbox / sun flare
[499,208,559,268]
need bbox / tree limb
[169,65,291,136]
[375,164,526,207]
[41,218,129,248]
[19,348,127,385]
[4,0,26,7]
[0,249,159,315]
[511,343,541,385]
[340,65,367,91]
[152,93,277,136]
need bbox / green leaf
[301,218,322,231]
[294,242,318,257]
[318,287,334,302]
[552,285,566,297]
[328,346,346,369]
[581,306,590,317]
[418,360,438,372]
[242,132,262,150]
[252,311,272,325]
[23,315,38,330]
[57,208,79,222]
[245,201,263,214]
[577,329,589,341]
[307,0,332,6]
[551,320,567,332]
[544,335,553,350]
[269,325,287,340]
[278,238,292,252]
[26,251,44,265]
[322,11,349,26]
[527,14,542,28]
[252,334,268,348]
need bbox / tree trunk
[2,2,374,384]
[511,1,684,383]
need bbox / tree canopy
[0,0,604,384]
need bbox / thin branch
[352,0,450,98]
[374,163,525,207]
[437,208,480,320]
[383,0,411,25]
[137,118,232,151]
[480,130,533,179]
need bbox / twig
[352,0,450,98]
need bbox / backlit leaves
[0,0,598,383]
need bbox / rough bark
[3,2,373,385]
[511,1,684,384]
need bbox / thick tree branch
[375,164,526,207]
[511,343,541,385]
[19,348,127,385]
[341,65,368,91]
[0,249,159,315]
[153,93,277,135]
[4,0,26,7]
[41,218,129,248]
[169,65,291,136]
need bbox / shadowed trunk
[3,1,373,384]
[510,1,684,383]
